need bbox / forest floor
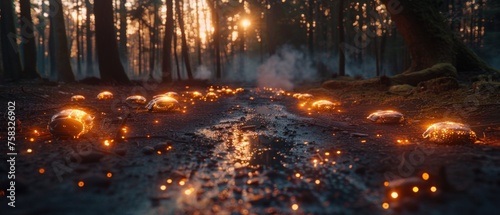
[0,79,500,215]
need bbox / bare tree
[176,0,193,80]
[162,0,174,82]
[0,0,22,80]
[20,0,40,79]
[94,0,130,84]
[49,0,75,82]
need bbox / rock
[350,133,369,137]
[389,84,415,95]
[417,77,459,93]
[142,146,155,155]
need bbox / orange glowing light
[160,185,167,191]
[71,95,86,102]
[336,150,341,155]
[27,148,33,153]
[315,180,320,184]
[34,130,39,134]
[97,91,113,100]
[430,186,437,192]
[78,181,85,187]
[106,172,113,178]
[39,168,45,174]
[167,179,173,184]
[184,188,194,195]
[390,191,398,199]
[292,204,299,211]
[412,186,419,193]
[157,151,162,155]
[384,181,389,187]
[422,172,430,181]
[179,181,185,186]
[295,173,301,178]
[104,139,114,146]
[382,202,389,209]
[29,138,35,142]
[361,140,367,143]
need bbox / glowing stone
[422,121,477,144]
[71,95,86,102]
[125,95,147,105]
[367,110,404,124]
[48,109,94,138]
[97,91,113,100]
[191,91,203,98]
[205,92,218,100]
[146,96,179,111]
[311,100,336,110]
[297,93,313,100]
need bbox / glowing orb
[297,93,313,100]
[97,91,113,100]
[422,121,477,144]
[146,96,179,111]
[71,95,86,102]
[191,91,203,98]
[205,92,218,100]
[235,88,245,93]
[311,100,336,110]
[367,110,404,124]
[48,109,94,138]
[126,95,147,105]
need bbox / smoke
[195,65,212,80]
[256,46,317,90]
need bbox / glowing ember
[235,88,244,93]
[315,179,321,184]
[390,191,398,199]
[382,202,389,209]
[39,168,45,174]
[78,181,85,187]
[430,186,437,192]
[412,186,419,193]
[97,91,113,100]
[191,91,203,98]
[146,96,179,111]
[27,148,33,153]
[367,110,404,124]
[295,173,301,178]
[422,172,430,181]
[291,204,299,211]
[71,95,86,102]
[48,109,94,138]
[297,93,313,100]
[422,121,477,144]
[311,100,336,110]
[160,185,167,191]
[184,188,194,195]
[125,95,147,105]
[106,172,113,178]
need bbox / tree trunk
[176,0,193,80]
[337,0,345,76]
[20,0,40,79]
[85,0,93,76]
[50,0,75,82]
[381,0,497,79]
[207,0,221,79]
[162,0,174,83]
[119,0,128,68]
[0,0,22,80]
[75,0,82,77]
[94,0,130,84]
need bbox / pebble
[142,146,155,155]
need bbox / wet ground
[1,82,500,215]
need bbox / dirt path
[1,83,499,214]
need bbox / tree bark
[176,0,193,80]
[94,0,130,84]
[85,0,93,76]
[381,0,497,79]
[162,0,174,82]
[49,0,75,82]
[207,0,221,79]
[337,0,346,76]
[0,0,22,80]
[119,0,128,68]
[20,0,40,79]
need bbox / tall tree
[207,0,221,79]
[20,0,40,79]
[118,0,128,69]
[381,0,497,79]
[162,0,174,82]
[94,0,130,84]
[0,0,22,80]
[176,0,193,80]
[85,0,94,76]
[49,0,75,82]
[338,0,346,76]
